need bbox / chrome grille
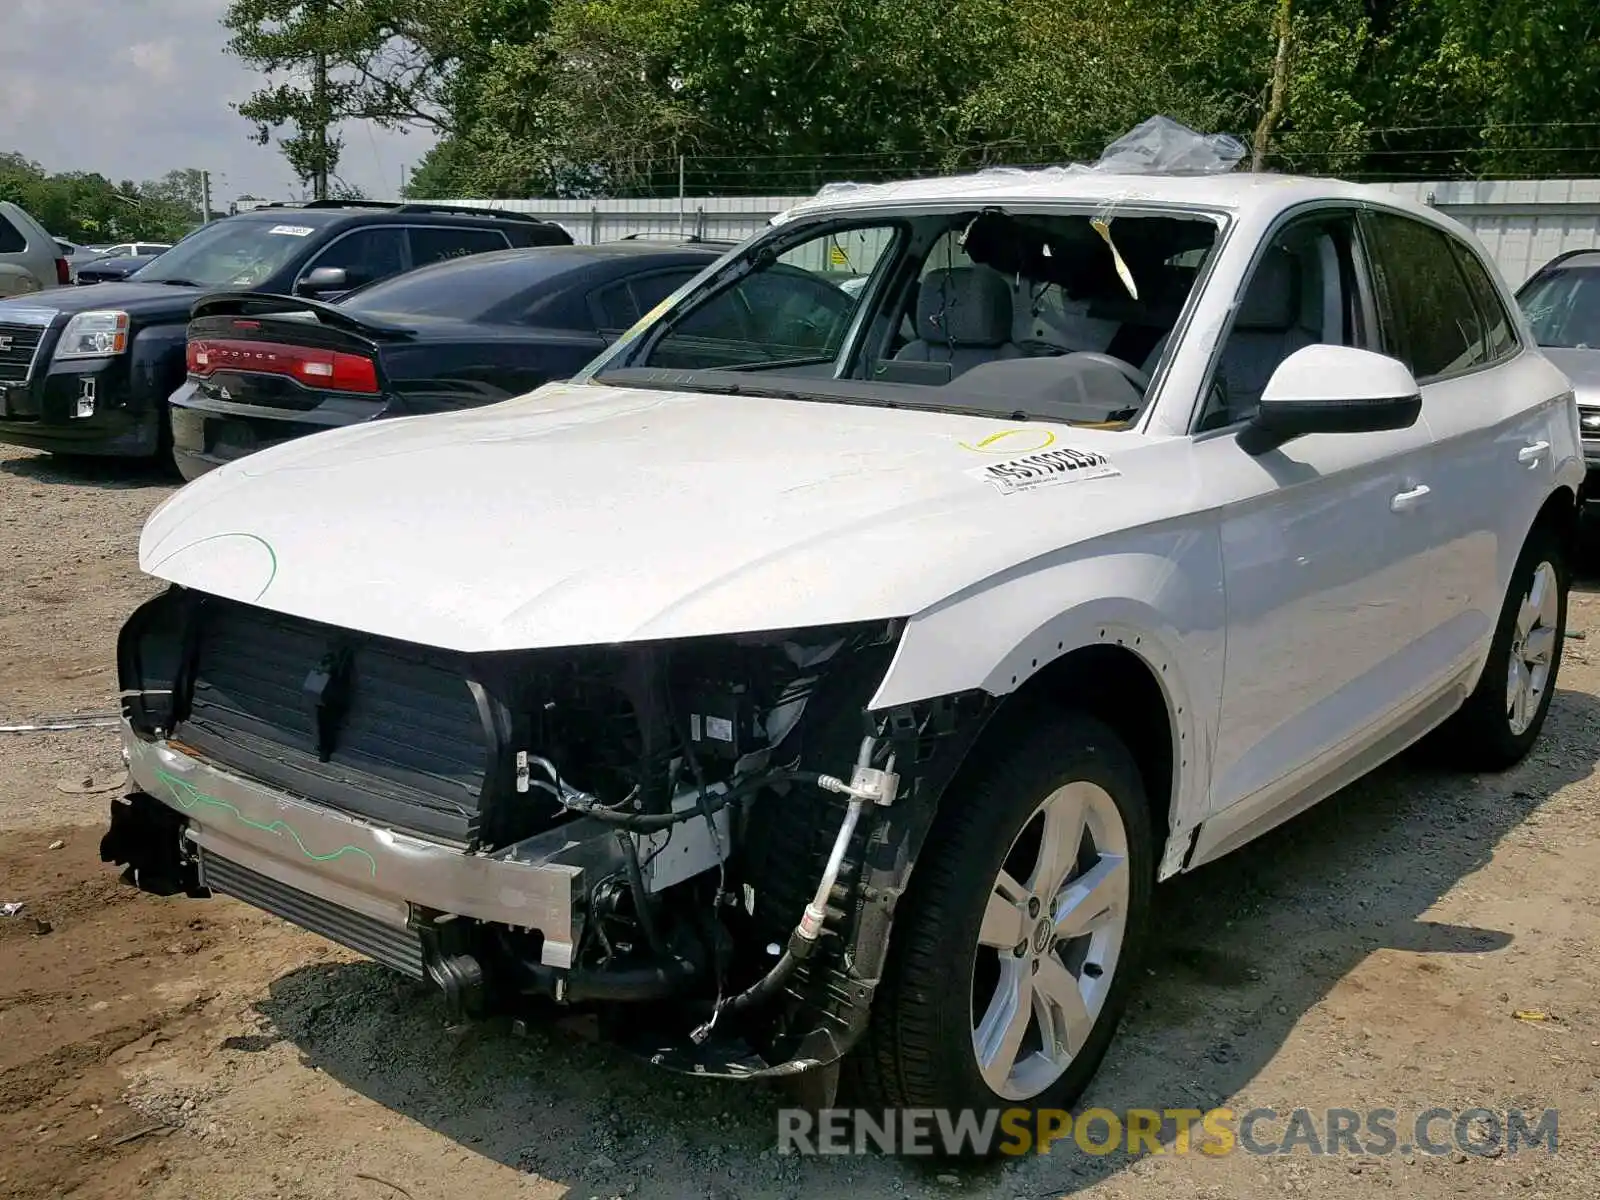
[199,848,426,978]
[0,321,46,385]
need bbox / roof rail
[392,202,559,226]
[254,199,557,226]
[616,232,736,245]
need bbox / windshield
[135,218,323,288]
[1518,266,1600,348]
[588,206,1220,425]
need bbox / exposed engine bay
[105,586,993,1076]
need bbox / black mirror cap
[1241,392,1421,454]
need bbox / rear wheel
[850,713,1153,1131]
[1438,523,1568,771]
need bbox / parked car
[0,201,70,297]
[76,252,165,285]
[168,240,737,479]
[0,201,570,461]
[1516,248,1600,502]
[105,170,1580,1135]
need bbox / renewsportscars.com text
[777,1106,1559,1158]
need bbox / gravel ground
[2,441,1598,1200]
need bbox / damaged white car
[105,160,1583,1125]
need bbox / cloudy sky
[0,0,438,203]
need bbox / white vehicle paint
[118,161,1584,1119]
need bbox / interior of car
[612,207,1245,427]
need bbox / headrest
[1236,248,1301,331]
[916,267,1013,347]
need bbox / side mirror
[1243,344,1421,453]
[296,266,349,296]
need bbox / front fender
[128,322,188,415]
[869,522,1226,840]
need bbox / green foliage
[0,158,203,242]
[228,0,1600,198]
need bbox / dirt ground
[2,441,1598,1200]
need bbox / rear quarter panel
[381,334,608,413]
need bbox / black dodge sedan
[167,240,766,479]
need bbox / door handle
[1390,483,1431,512]
[1518,440,1550,466]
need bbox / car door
[1360,209,1563,670]
[297,227,409,296]
[1187,207,1444,855]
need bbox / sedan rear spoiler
[189,291,416,341]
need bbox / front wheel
[1438,522,1568,771]
[850,713,1153,1129]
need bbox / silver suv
[0,202,69,297]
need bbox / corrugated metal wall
[439,179,1600,287]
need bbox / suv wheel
[851,713,1153,1128]
[1438,522,1568,770]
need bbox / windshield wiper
[148,277,203,287]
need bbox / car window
[1449,242,1519,363]
[344,251,582,322]
[407,227,508,267]
[1198,210,1374,431]
[642,227,890,370]
[0,216,28,254]
[1364,211,1488,381]
[592,281,642,331]
[1517,266,1600,349]
[629,270,697,318]
[593,209,1220,426]
[308,228,408,288]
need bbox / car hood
[0,280,200,319]
[140,381,1150,652]
[1545,348,1600,404]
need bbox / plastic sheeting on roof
[801,116,1247,209]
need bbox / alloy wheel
[1506,560,1559,736]
[971,780,1131,1102]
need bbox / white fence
[435,179,1600,287]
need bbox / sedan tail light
[55,258,71,286]
[187,338,380,394]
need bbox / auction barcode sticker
[966,446,1121,495]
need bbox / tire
[849,712,1154,1138]
[1438,522,1568,771]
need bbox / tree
[232,0,1600,196]
[223,0,495,196]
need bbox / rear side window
[1450,241,1520,364]
[592,283,640,330]
[630,270,696,315]
[591,271,698,332]
[1364,212,1488,380]
[408,227,508,267]
[0,215,25,254]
